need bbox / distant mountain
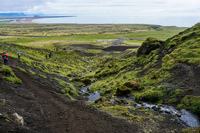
[0,13,26,17]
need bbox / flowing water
[80,83,200,127]
[81,83,100,102]
[116,96,200,127]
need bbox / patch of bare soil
[0,58,142,133]
[103,46,139,51]
[69,44,103,49]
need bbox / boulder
[124,78,143,90]
[137,37,163,57]
[116,86,131,96]
[81,78,92,85]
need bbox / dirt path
[0,58,141,133]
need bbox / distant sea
[36,15,200,27]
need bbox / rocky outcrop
[137,37,163,57]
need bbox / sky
[1,0,200,26]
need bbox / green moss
[137,37,163,57]
[116,85,131,96]
[16,67,27,73]
[124,78,143,90]
[143,91,164,103]
[170,89,180,98]
[2,76,22,84]
[65,93,76,101]
[54,77,67,86]
[28,69,35,75]
[177,95,200,116]
[0,65,12,75]
[39,74,47,78]
[162,54,177,70]
[168,98,177,103]
[100,105,133,118]
[176,104,184,110]
[0,65,21,84]
[181,127,200,133]
[135,89,164,103]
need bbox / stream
[80,85,200,127]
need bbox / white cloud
[22,0,200,17]
[1,0,200,26]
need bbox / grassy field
[0,23,186,49]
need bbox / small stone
[152,106,157,109]
[110,99,115,105]
[83,92,90,96]
[165,110,170,114]
[13,113,24,126]
[170,118,175,122]
[145,107,150,110]
[176,112,182,117]
[0,113,3,117]
[159,110,164,113]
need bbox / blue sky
[1,0,200,26]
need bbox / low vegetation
[0,65,21,84]
[0,22,199,132]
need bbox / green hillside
[86,23,200,118]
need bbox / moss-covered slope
[87,23,200,117]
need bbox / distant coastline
[0,14,76,24]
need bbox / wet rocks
[110,99,116,105]
[176,112,182,117]
[94,97,103,104]
[0,113,3,117]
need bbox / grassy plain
[0,23,186,48]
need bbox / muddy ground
[0,57,187,133]
[0,58,142,133]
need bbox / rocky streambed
[80,84,200,128]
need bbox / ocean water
[36,15,200,27]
